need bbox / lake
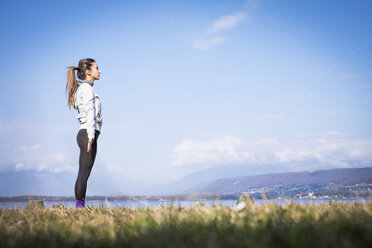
[1,198,371,209]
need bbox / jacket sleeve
[81,85,96,140]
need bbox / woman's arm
[80,84,96,152]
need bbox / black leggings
[75,129,100,201]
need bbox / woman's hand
[87,138,94,152]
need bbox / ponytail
[65,58,96,110]
[65,66,79,110]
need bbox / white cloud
[208,12,246,34]
[12,160,75,173]
[326,130,344,136]
[37,164,48,172]
[192,36,227,50]
[191,3,252,50]
[171,136,255,166]
[15,162,25,171]
[50,164,76,173]
[171,132,372,170]
[0,142,77,173]
[14,162,48,172]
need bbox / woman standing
[66,58,103,208]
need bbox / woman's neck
[85,76,95,82]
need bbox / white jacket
[72,80,102,140]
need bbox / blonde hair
[65,58,96,110]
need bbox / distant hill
[2,165,371,198]
[0,169,145,197]
[138,163,293,195]
[2,167,371,200]
[192,167,372,194]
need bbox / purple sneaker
[76,200,85,208]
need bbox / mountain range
[138,164,356,195]
[1,164,371,197]
[191,167,372,194]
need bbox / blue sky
[0,0,371,196]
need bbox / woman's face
[86,62,101,81]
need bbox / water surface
[1,198,371,209]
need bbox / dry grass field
[1,201,371,248]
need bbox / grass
[1,201,371,248]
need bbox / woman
[66,58,103,208]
